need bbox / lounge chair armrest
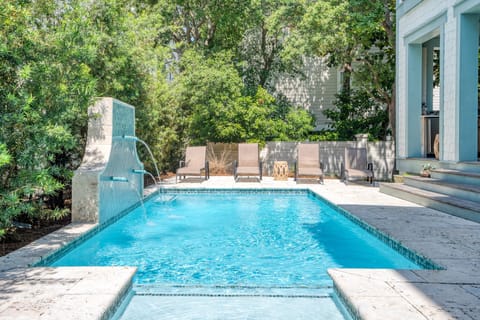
[320,161,324,170]
[259,161,263,180]
[294,161,297,181]
[179,160,185,168]
[205,161,210,179]
[367,162,374,184]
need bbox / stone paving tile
[0,267,136,320]
[391,282,480,309]
[400,241,478,260]
[329,268,426,285]
[353,296,429,320]
[462,285,480,298]
[165,178,480,319]
[0,223,96,272]
[415,261,480,284]
[2,177,480,319]
[38,294,118,320]
[301,180,480,320]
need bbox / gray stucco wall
[262,141,395,181]
[207,140,395,181]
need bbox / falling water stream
[113,135,173,203]
[121,135,160,182]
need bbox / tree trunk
[342,62,353,94]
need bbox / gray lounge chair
[176,146,209,183]
[342,147,374,184]
[234,143,262,181]
[295,143,324,184]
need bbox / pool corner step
[379,182,480,223]
[133,284,334,298]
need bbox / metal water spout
[117,135,161,182]
[108,176,129,182]
[122,135,138,141]
[132,169,159,189]
[132,169,154,183]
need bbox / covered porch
[396,0,480,175]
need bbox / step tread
[133,284,332,298]
[403,176,480,194]
[432,168,480,178]
[381,183,480,212]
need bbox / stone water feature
[72,98,144,224]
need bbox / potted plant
[420,163,435,177]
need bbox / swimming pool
[50,189,428,319]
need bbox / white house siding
[274,56,339,131]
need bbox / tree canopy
[288,0,396,139]
[0,0,397,238]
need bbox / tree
[322,90,389,141]
[151,0,257,55]
[238,0,305,94]
[172,50,314,145]
[0,0,175,236]
[288,0,396,139]
[0,0,97,236]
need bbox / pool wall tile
[37,188,441,273]
[307,190,443,270]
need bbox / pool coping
[1,177,480,319]
[33,188,440,271]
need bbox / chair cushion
[298,167,323,176]
[177,166,204,175]
[236,166,260,175]
[345,168,372,178]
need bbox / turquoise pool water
[50,190,429,319]
[52,190,421,287]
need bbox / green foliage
[239,0,305,93]
[173,51,314,145]
[0,144,11,168]
[288,0,396,134]
[172,50,244,144]
[0,0,396,240]
[323,90,389,141]
[239,88,315,142]
[153,0,257,54]
[308,131,340,142]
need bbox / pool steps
[380,168,480,223]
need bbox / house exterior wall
[396,0,479,164]
[274,56,340,131]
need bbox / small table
[273,161,289,181]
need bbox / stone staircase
[380,168,480,223]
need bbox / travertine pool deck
[1,177,479,319]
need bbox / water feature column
[72,98,144,224]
